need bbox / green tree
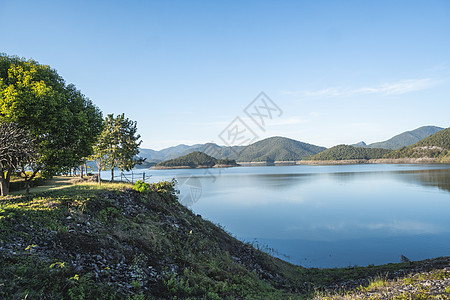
[93,113,144,182]
[0,54,103,191]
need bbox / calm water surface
[145,164,450,268]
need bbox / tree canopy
[306,144,391,161]
[156,151,238,168]
[0,53,103,189]
[157,151,217,168]
[93,113,143,182]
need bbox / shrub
[133,180,177,196]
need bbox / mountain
[306,145,392,161]
[154,135,329,166]
[137,144,196,163]
[155,144,197,160]
[351,141,367,147]
[137,148,165,163]
[139,137,326,163]
[230,136,326,162]
[358,126,444,150]
[385,127,450,161]
[139,143,240,163]
[177,143,245,160]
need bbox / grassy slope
[1,181,449,299]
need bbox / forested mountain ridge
[229,136,326,162]
[139,126,446,164]
[355,126,444,150]
[306,145,392,161]
[384,127,450,161]
[141,137,326,163]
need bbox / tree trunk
[0,172,8,196]
[96,161,101,185]
[111,168,114,183]
[25,181,30,194]
[21,165,39,195]
[80,165,84,178]
[5,169,11,194]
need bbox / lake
[126,164,450,268]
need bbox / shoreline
[150,164,238,170]
[150,158,449,169]
[237,157,444,166]
[297,157,440,165]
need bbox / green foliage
[92,113,143,180]
[306,144,391,160]
[156,151,218,168]
[132,180,153,193]
[98,206,122,224]
[133,179,177,199]
[216,158,238,166]
[0,53,103,180]
[2,181,447,299]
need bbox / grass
[1,180,449,299]
[314,269,450,299]
[1,182,302,298]
[8,175,135,196]
[9,176,74,195]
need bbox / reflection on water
[400,169,450,193]
[146,164,450,268]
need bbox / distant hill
[306,145,392,161]
[232,136,326,162]
[155,151,238,168]
[140,137,326,163]
[385,127,450,161]
[156,151,217,168]
[139,126,444,164]
[178,143,245,160]
[137,148,165,163]
[137,144,198,163]
[355,126,444,150]
[156,144,198,160]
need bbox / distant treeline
[306,145,391,161]
[156,151,237,168]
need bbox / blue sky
[2,0,449,150]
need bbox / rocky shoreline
[316,257,450,299]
